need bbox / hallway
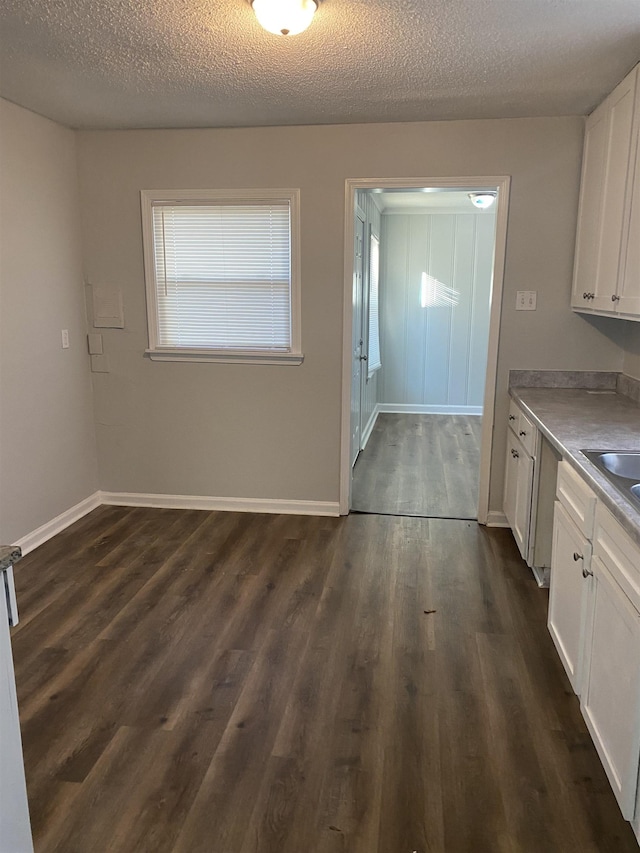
[351,413,482,517]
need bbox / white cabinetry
[548,499,592,693]
[549,479,640,829]
[582,502,640,821]
[572,63,640,319]
[0,565,33,852]
[582,553,640,819]
[504,399,558,586]
[504,426,534,560]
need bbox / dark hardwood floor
[11,505,638,852]
[351,413,482,518]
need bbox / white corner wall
[0,99,99,543]
[76,117,627,514]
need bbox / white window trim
[140,188,303,365]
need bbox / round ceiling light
[468,191,497,209]
[251,0,318,35]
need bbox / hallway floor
[11,505,638,852]
[351,413,482,517]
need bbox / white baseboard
[378,404,483,415]
[360,404,381,450]
[101,492,341,517]
[485,511,509,527]
[16,491,102,555]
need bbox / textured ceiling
[1,0,639,130]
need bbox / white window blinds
[368,233,381,374]
[151,201,292,351]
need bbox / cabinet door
[592,69,638,311]
[548,502,591,694]
[504,436,533,561]
[618,120,640,315]
[572,100,608,309]
[0,574,33,852]
[581,555,640,819]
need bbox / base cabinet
[580,554,640,820]
[504,434,534,561]
[548,501,592,694]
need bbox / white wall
[379,209,495,410]
[76,117,626,513]
[0,100,98,542]
[623,322,640,379]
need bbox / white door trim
[340,176,511,521]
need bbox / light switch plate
[516,290,537,310]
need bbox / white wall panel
[380,210,496,410]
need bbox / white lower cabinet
[548,501,592,693]
[504,430,534,561]
[580,554,640,820]
[549,468,640,834]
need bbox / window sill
[367,364,382,380]
[145,348,304,365]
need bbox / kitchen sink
[582,450,640,511]
[598,452,640,480]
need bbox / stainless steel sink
[582,450,640,511]
[598,452,640,480]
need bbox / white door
[350,208,366,466]
[0,568,33,852]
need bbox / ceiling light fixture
[468,191,497,210]
[251,0,318,35]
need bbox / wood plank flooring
[351,413,481,518]
[11,505,639,852]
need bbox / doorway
[340,177,510,522]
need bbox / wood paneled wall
[379,210,496,411]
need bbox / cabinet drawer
[556,461,597,539]
[594,503,640,612]
[507,399,520,434]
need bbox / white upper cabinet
[619,114,640,315]
[572,101,608,309]
[572,63,640,319]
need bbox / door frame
[339,175,512,521]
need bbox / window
[367,232,381,376]
[141,189,302,363]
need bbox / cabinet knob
[583,292,588,299]
[511,448,519,458]
[582,565,593,579]
[573,552,583,561]
[611,294,620,302]
[509,414,516,421]
[519,430,527,436]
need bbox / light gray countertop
[510,386,640,548]
[0,545,22,572]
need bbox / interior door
[350,208,366,466]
